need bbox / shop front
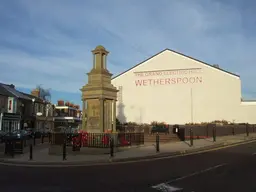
[0,113,21,132]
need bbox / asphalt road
[0,141,255,192]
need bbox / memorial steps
[144,133,180,143]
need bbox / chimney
[31,88,40,97]
[57,100,64,106]
[10,84,15,89]
[213,64,220,68]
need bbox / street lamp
[32,98,35,114]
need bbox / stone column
[82,100,87,130]
[112,100,116,132]
[99,98,104,132]
[108,101,112,131]
[105,100,109,131]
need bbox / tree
[36,85,51,101]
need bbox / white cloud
[0,0,256,98]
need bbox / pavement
[0,138,255,191]
[0,133,256,167]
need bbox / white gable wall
[239,102,256,124]
[112,50,253,124]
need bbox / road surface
[0,141,255,191]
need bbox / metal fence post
[206,124,209,138]
[156,133,160,152]
[246,124,249,137]
[190,128,193,146]
[110,137,114,157]
[213,127,216,142]
[129,133,132,146]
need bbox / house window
[35,103,39,113]
[40,104,44,114]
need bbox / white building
[111,49,256,124]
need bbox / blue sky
[1,0,256,105]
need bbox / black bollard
[63,140,67,161]
[11,140,15,158]
[24,139,27,147]
[4,141,7,155]
[190,128,193,146]
[49,133,51,143]
[213,127,216,142]
[156,133,160,152]
[79,133,82,148]
[232,126,235,135]
[41,134,44,144]
[246,124,249,137]
[29,144,33,160]
[110,138,114,157]
[33,136,36,146]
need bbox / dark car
[65,128,80,144]
[0,131,7,143]
[4,130,30,140]
[25,128,34,138]
[151,125,169,134]
[28,128,50,138]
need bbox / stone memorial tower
[81,45,118,133]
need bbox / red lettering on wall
[135,76,203,86]
[134,68,202,77]
[196,77,202,83]
[165,78,170,84]
[135,80,143,86]
[183,77,188,84]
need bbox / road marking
[168,163,227,183]
[152,163,226,191]
[152,183,182,191]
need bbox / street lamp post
[0,108,3,131]
[44,103,51,131]
[32,98,35,128]
[20,103,24,130]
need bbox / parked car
[27,128,51,138]
[25,128,35,138]
[0,131,7,143]
[4,130,30,140]
[151,125,169,134]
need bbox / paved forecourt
[0,133,255,167]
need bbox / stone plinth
[48,131,66,155]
